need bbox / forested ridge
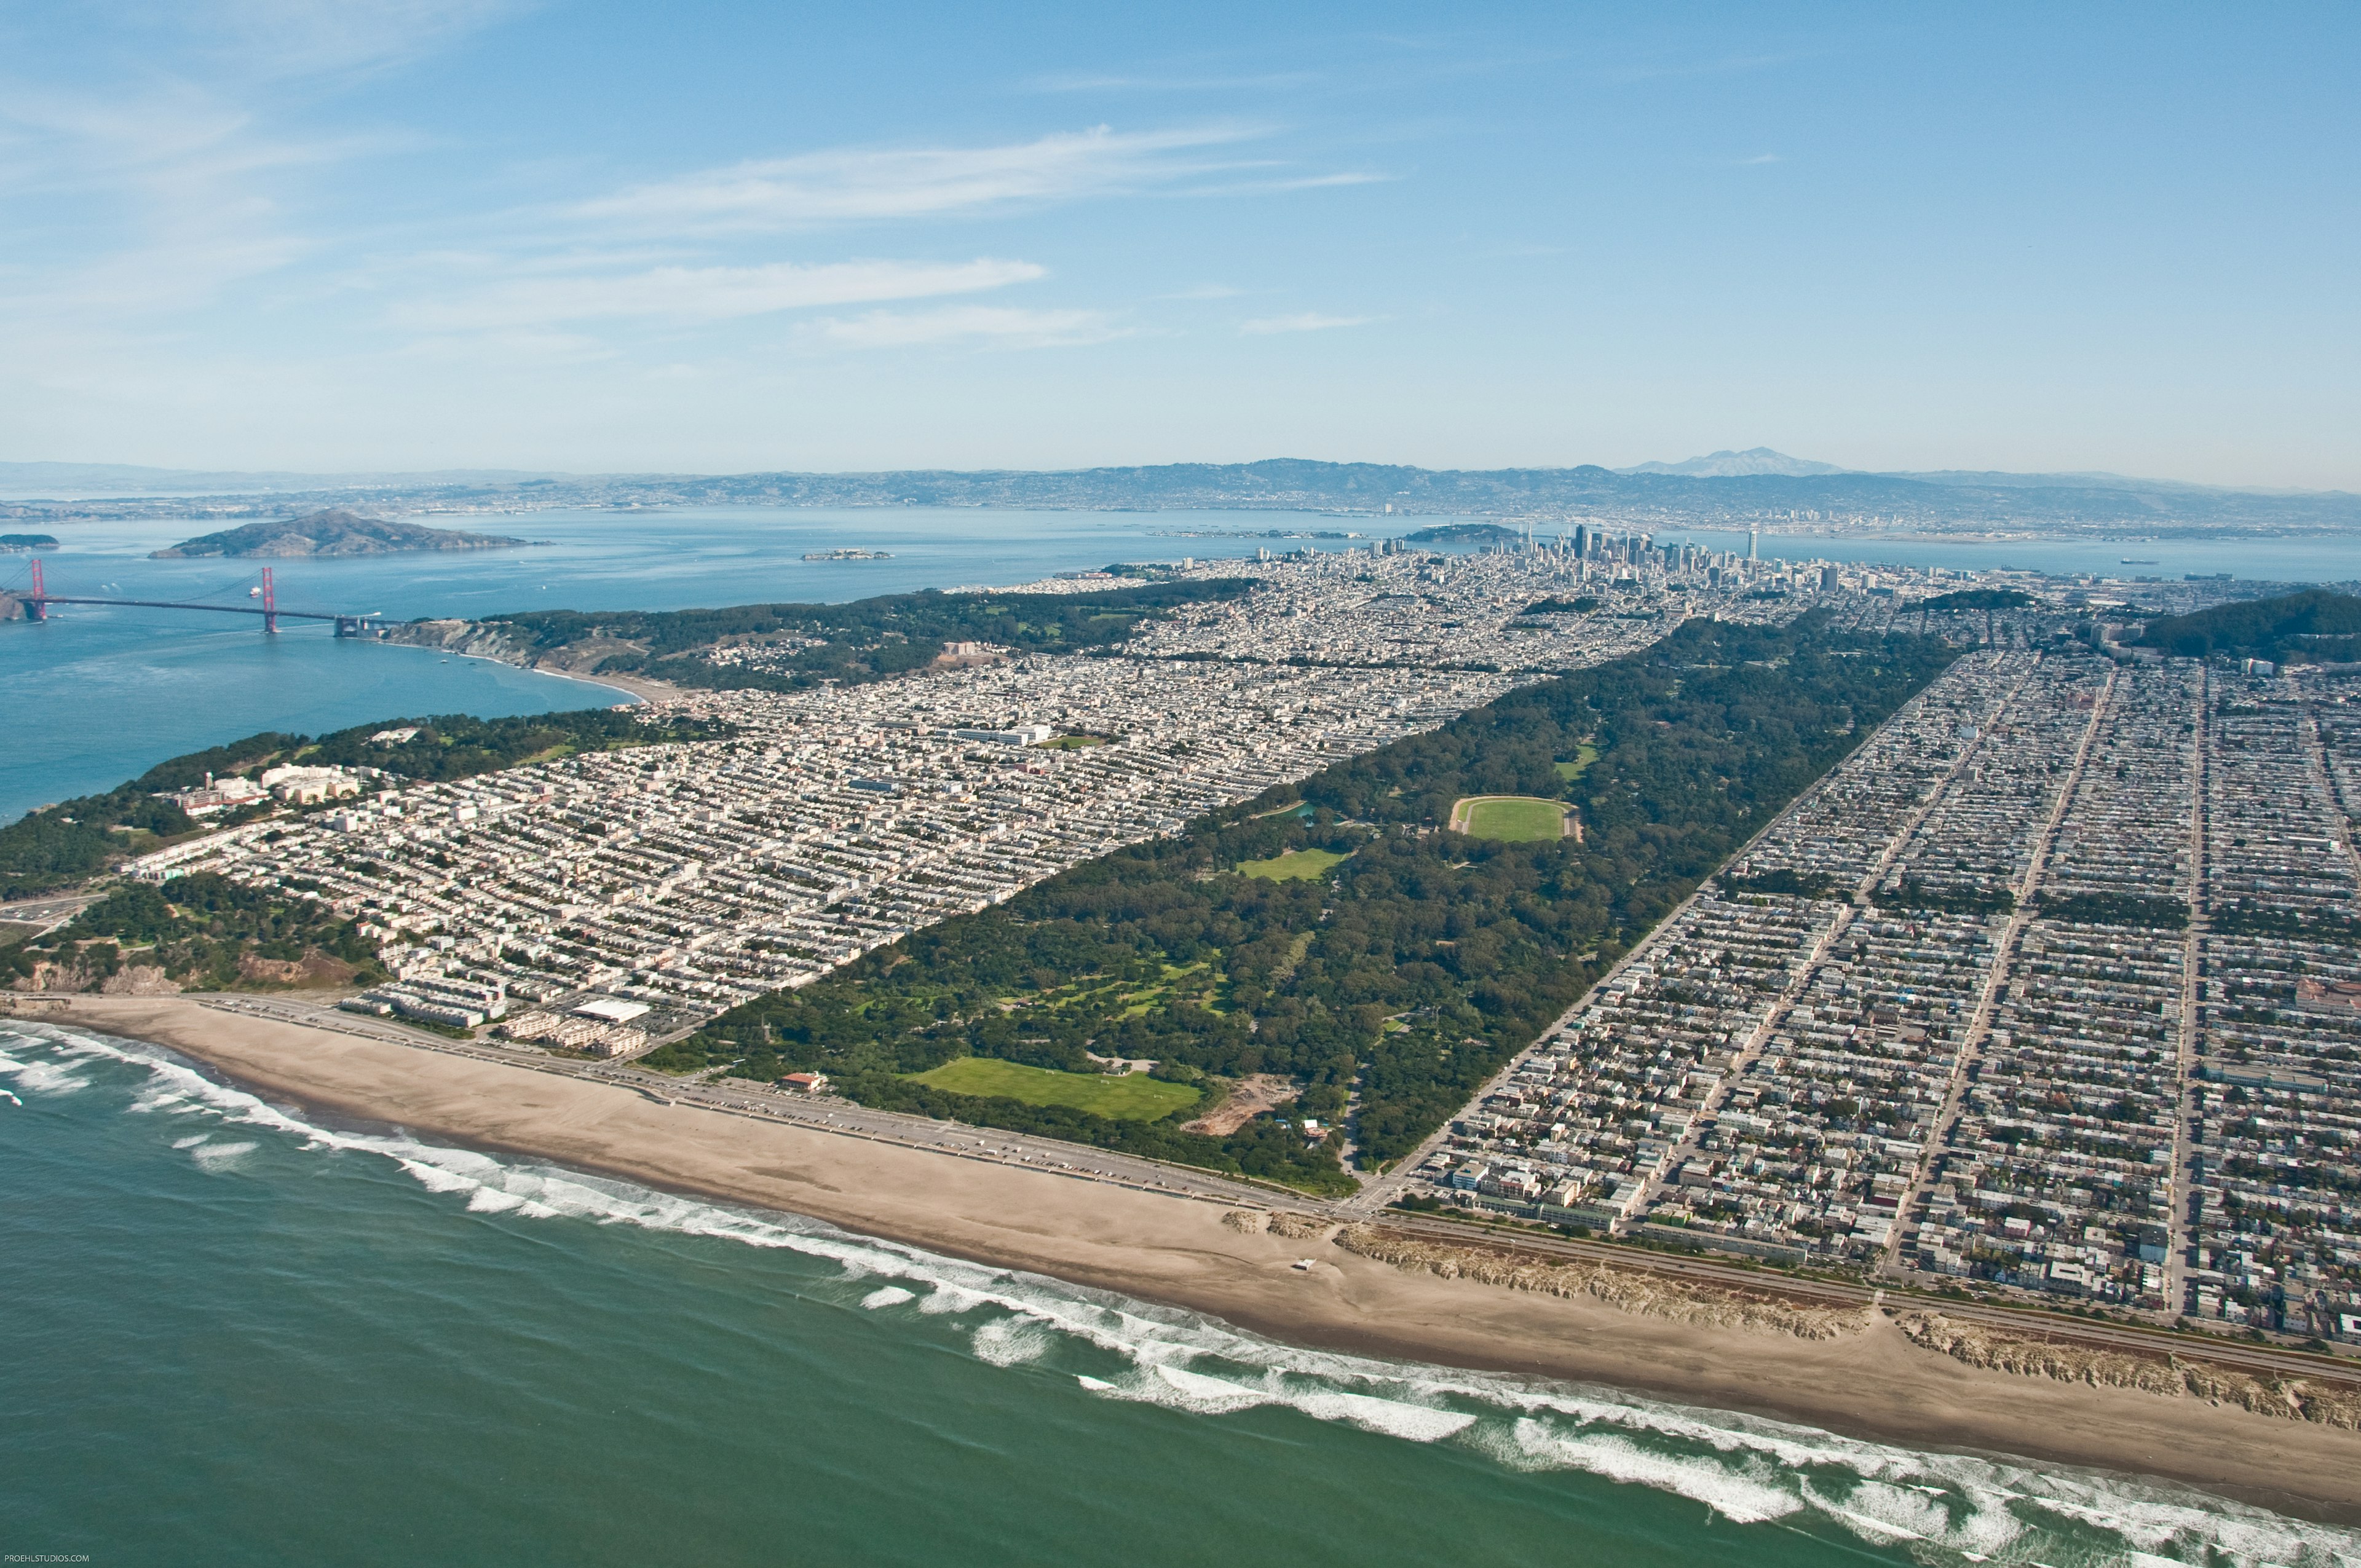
[460,580,1252,691]
[648,612,1959,1190]
[2136,589,2361,661]
[2,873,382,991]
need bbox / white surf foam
[19,1021,2360,1568]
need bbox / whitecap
[971,1317,1053,1366]
[1496,1417,1801,1524]
[190,1140,258,1165]
[861,1286,916,1310]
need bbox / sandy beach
[45,993,2361,1524]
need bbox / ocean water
[2,1022,2349,1567]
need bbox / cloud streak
[396,257,1045,329]
[809,305,1127,350]
[574,124,1270,232]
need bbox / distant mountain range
[5,456,2355,537]
[151,509,536,559]
[0,462,559,497]
[1616,448,1849,478]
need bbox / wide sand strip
[57,995,2361,1523]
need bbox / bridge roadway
[22,594,384,632]
[22,988,2358,1391]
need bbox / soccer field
[906,1057,1202,1119]
[1452,795,1571,842]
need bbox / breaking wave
[3,1020,2352,1568]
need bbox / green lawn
[1034,733,1112,750]
[904,1056,1202,1119]
[1455,796,1570,842]
[1236,847,1349,881]
[1553,743,1601,780]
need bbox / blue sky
[2,2,2354,484]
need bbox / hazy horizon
[4,4,2355,487]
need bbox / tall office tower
[1821,565,1841,591]
[1573,524,1590,557]
[1747,528,1759,560]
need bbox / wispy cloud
[1736,152,1781,166]
[1239,312,1372,335]
[809,304,1128,350]
[396,257,1045,329]
[574,124,1267,232]
[204,0,534,78]
[1185,169,1393,197]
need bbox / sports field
[905,1056,1202,1119]
[1236,847,1349,881]
[1450,795,1572,841]
[1554,743,1601,780]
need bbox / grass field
[1034,733,1112,750]
[1452,795,1571,841]
[1237,847,1349,881]
[1553,743,1601,780]
[905,1056,1201,1119]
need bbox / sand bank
[55,994,2361,1523]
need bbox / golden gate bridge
[2,558,388,638]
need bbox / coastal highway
[95,991,1311,1215]
[29,988,2360,1390]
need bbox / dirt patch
[98,965,181,996]
[237,951,362,988]
[1183,1073,1297,1135]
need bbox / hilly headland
[151,508,538,559]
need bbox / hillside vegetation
[457,580,1252,691]
[3,873,382,993]
[2137,589,2361,662]
[152,508,531,557]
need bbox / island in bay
[150,507,537,559]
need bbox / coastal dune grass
[1450,795,1571,842]
[905,1057,1201,1120]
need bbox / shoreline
[38,993,2361,1526]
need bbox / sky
[1,2,2355,486]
